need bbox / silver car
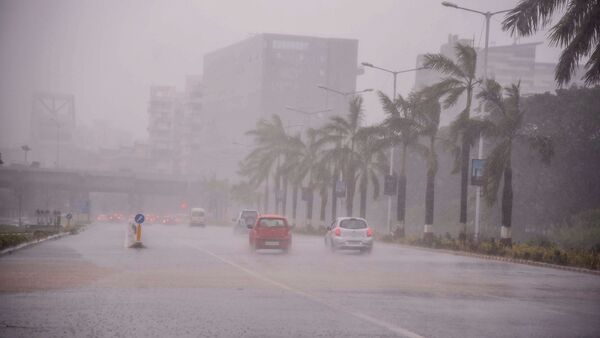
[324,217,373,253]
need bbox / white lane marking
[186,243,426,338]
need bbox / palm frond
[454,42,478,78]
[422,53,466,79]
[502,0,569,37]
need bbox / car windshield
[241,211,258,219]
[339,219,367,229]
[191,210,204,217]
[258,218,286,228]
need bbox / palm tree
[319,96,365,217]
[243,114,290,213]
[423,42,479,240]
[354,127,389,219]
[502,0,600,86]
[411,91,442,242]
[477,79,554,246]
[290,128,323,227]
[378,91,421,237]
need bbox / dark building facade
[203,33,359,171]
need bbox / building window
[272,40,309,51]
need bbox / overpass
[0,166,210,218]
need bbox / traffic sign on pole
[135,213,145,224]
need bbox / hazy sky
[0,0,561,147]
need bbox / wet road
[1,222,599,338]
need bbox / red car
[248,214,292,253]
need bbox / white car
[324,217,373,253]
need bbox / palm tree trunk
[500,157,513,247]
[331,168,337,219]
[424,167,435,243]
[346,166,356,216]
[282,175,288,216]
[396,143,408,237]
[264,174,269,213]
[459,136,469,241]
[292,185,298,226]
[319,187,327,227]
[275,173,281,214]
[359,175,367,219]
[459,86,473,242]
[306,188,314,228]
[424,137,436,244]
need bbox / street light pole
[21,145,31,164]
[361,62,423,234]
[442,1,510,241]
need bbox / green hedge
[0,233,31,251]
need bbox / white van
[190,208,206,226]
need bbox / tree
[502,0,600,86]
[412,91,442,242]
[423,42,480,240]
[477,79,554,246]
[320,96,365,217]
[354,127,388,219]
[288,128,323,227]
[378,91,421,237]
[242,114,290,213]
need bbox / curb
[0,232,71,256]
[298,231,599,276]
[395,243,600,276]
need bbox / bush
[550,209,600,250]
[0,233,31,250]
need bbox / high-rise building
[202,33,360,176]
[414,34,586,124]
[146,76,205,176]
[147,85,183,174]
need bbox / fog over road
[1,222,599,338]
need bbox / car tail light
[367,227,373,237]
[334,227,341,236]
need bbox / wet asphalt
[1,222,599,338]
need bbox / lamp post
[285,106,332,129]
[442,1,511,242]
[49,118,60,168]
[21,145,31,165]
[316,85,373,219]
[361,62,423,234]
[316,85,373,97]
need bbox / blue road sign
[66,213,73,220]
[135,213,145,224]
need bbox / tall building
[147,85,183,174]
[202,33,360,176]
[146,76,205,176]
[414,34,586,124]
